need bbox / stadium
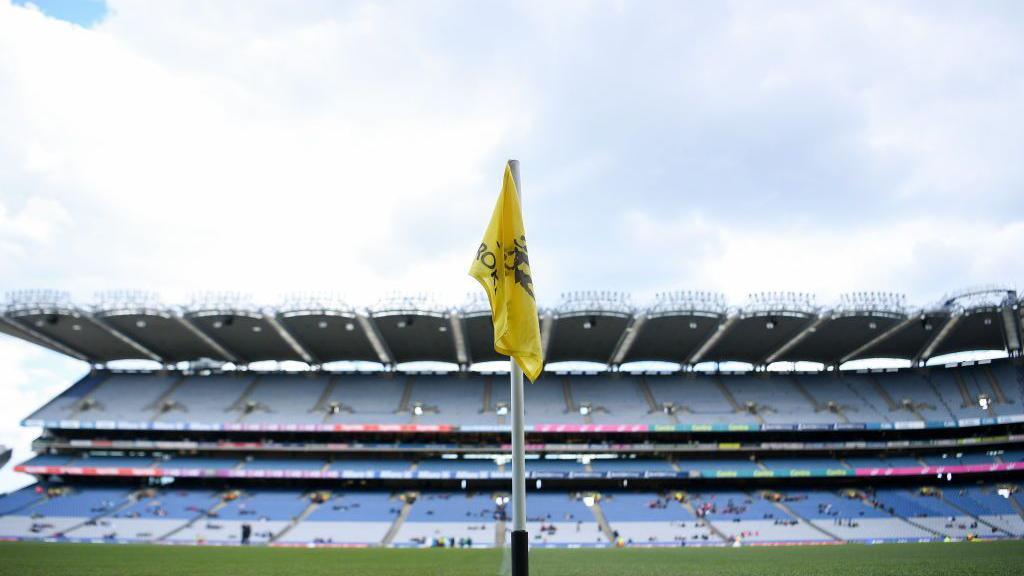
[0,285,1022,564]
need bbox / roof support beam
[762,316,826,365]
[839,316,915,365]
[913,313,961,366]
[688,315,738,365]
[450,311,470,367]
[359,313,395,367]
[264,313,317,365]
[609,313,646,367]
[540,312,555,363]
[83,312,164,364]
[174,315,239,364]
[1000,299,1022,354]
[0,315,91,362]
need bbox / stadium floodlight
[460,291,492,317]
[94,290,164,314]
[277,291,354,315]
[648,290,728,317]
[372,292,448,317]
[4,289,73,314]
[743,291,817,316]
[188,291,258,313]
[834,291,907,318]
[556,290,634,317]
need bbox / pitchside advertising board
[23,413,1024,432]
[17,461,1024,480]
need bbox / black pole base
[511,529,529,576]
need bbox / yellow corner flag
[469,162,544,381]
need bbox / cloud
[0,0,1022,489]
[620,211,1024,303]
[0,196,72,251]
[0,337,86,493]
[1,1,1022,306]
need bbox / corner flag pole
[507,159,529,576]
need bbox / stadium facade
[0,287,1023,548]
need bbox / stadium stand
[169,490,310,544]
[394,492,498,547]
[1,287,1023,548]
[778,490,933,542]
[939,486,1024,537]
[598,492,719,545]
[524,493,607,546]
[21,360,1024,431]
[66,488,222,542]
[688,491,829,544]
[276,491,401,546]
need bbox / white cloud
[0,0,1022,490]
[0,196,72,253]
[0,337,86,493]
[622,211,1024,304]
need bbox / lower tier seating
[1,483,1021,546]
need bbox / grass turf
[2,541,1023,576]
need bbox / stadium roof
[1,287,1021,369]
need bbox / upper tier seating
[407,374,492,425]
[792,373,889,423]
[723,375,835,424]
[24,361,1024,428]
[152,374,254,424]
[321,374,411,425]
[569,375,669,425]
[235,374,327,425]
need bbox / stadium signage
[17,461,1024,480]
[24,416,1024,434]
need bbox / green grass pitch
[2,541,1023,576]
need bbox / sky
[1,0,1023,491]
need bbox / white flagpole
[507,159,529,576]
